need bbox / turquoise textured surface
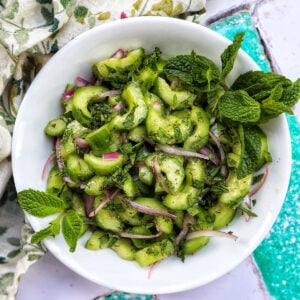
[210,12,270,72]
[101,292,154,300]
[210,12,300,300]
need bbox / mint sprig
[220,32,244,81]
[18,189,67,217]
[62,210,83,252]
[31,213,62,244]
[18,189,83,252]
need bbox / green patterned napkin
[0,1,206,299]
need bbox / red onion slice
[84,194,95,217]
[41,152,55,180]
[120,12,128,19]
[117,232,162,239]
[209,130,227,176]
[186,229,238,241]
[199,146,220,165]
[209,130,225,162]
[175,214,194,247]
[111,48,126,58]
[55,138,66,173]
[243,194,252,222]
[122,198,177,220]
[112,102,124,112]
[89,190,119,217]
[151,156,173,194]
[147,261,160,280]
[75,76,90,87]
[249,165,269,197]
[144,138,209,160]
[102,152,119,160]
[97,90,122,98]
[62,88,75,100]
[74,136,89,149]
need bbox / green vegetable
[110,82,148,130]
[111,238,136,261]
[44,118,66,137]
[134,239,174,267]
[93,48,145,87]
[85,124,120,155]
[85,230,107,250]
[154,77,196,110]
[84,153,124,175]
[72,86,108,127]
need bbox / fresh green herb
[89,102,113,129]
[164,51,220,92]
[218,90,261,123]
[220,32,244,81]
[18,189,67,217]
[62,210,84,252]
[238,205,258,217]
[142,47,162,67]
[252,173,265,185]
[31,213,63,244]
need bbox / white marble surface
[16,1,300,299]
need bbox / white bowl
[12,17,291,294]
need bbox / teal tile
[209,12,270,72]
[100,292,154,300]
[253,115,300,300]
[210,12,300,300]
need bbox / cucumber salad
[18,32,300,267]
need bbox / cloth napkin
[0,1,206,299]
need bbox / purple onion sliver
[155,143,209,160]
[118,232,162,239]
[63,176,76,184]
[111,48,126,58]
[89,189,119,217]
[75,76,90,87]
[97,90,122,98]
[199,146,220,165]
[41,152,55,180]
[122,198,177,220]
[186,229,238,241]
[62,88,75,100]
[209,130,225,162]
[55,138,65,173]
[74,136,89,149]
[175,214,194,247]
[84,195,95,218]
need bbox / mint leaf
[31,213,62,244]
[279,78,300,107]
[221,32,244,81]
[219,90,261,123]
[18,189,67,217]
[207,84,225,114]
[62,210,83,252]
[164,51,220,92]
[237,125,272,179]
[231,71,292,96]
